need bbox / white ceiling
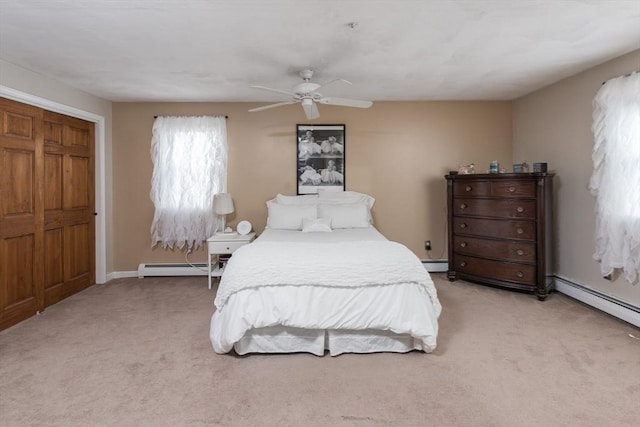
[1,0,639,103]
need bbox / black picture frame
[296,124,346,194]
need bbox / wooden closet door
[0,98,44,330]
[42,111,95,307]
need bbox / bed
[209,191,441,356]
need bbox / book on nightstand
[218,254,232,270]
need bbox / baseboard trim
[422,259,448,273]
[554,275,640,328]
[108,271,138,280]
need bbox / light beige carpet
[1,274,638,426]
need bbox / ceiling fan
[248,69,373,119]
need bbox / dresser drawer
[490,180,536,197]
[454,198,536,219]
[453,181,490,197]
[453,235,535,263]
[207,240,247,254]
[453,217,535,241]
[452,254,536,286]
[453,180,536,198]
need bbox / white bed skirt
[233,326,423,356]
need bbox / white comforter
[210,233,441,354]
[214,240,439,308]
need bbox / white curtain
[589,72,640,283]
[150,116,227,250]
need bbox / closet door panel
[42,112,94,307]
[0,99,43,330]
[65,223,90,280]
[44,153,63,211]
[43,228,65,306]
[67,155,89,209]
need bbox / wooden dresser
[445,173,554,300]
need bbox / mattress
[210,227,441,356]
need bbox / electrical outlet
[425,240,432,251]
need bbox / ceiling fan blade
[302,101,320,120]
[316,78,352,91]
[248,101,298,112]
[318,97,373,108]
[249,85,296,97]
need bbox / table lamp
[213,193,235,234]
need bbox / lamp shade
[213,193,234,215]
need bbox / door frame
[0,85,107,284]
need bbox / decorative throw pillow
[302,217,332,233]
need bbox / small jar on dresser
[445,172,554,300]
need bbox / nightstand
[207,232,256,289]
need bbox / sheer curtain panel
[150,116,227,250]
[589,72,640,283]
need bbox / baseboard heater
[422,259,448,273]
[137,263,208,278]
[138,260,448,278]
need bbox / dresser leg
[536,290,549,301]
[447,271,457,282]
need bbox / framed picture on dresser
[296,124,345,194]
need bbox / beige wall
[113,101,512,271]
[513,49,640,305]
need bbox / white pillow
[318,203,370,229]
[317,191,375,223]
[302,217,332,233]
[317,190,375,209]
[275,193,319,205]
[267,201,317,230]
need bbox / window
[150,116,227,249]
[589,72,640,283]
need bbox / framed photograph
[296,124,345,194]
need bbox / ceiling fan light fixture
[299,69,314,80]
[248,69,373,119]
[294,82,321,94]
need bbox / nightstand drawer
[207,240,247,254]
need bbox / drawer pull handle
[460,203,467,209]
[460,223,467,229]
[460,242,467,248]
[508,186,516,193]
[516,271,524,278]
[465,186,472,192]
[516,249,524,256]
[460,261,467,267]
[516,227,524,234]
[516,206,524,213]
